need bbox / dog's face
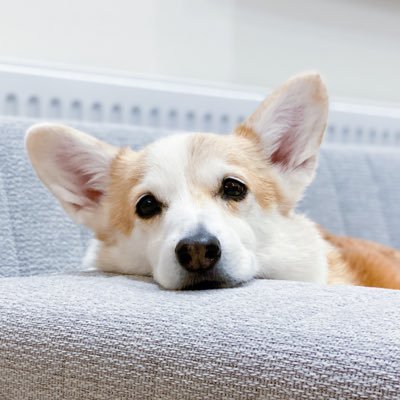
[26,73,328,289]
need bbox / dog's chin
[181,280,244,290]
[155,257,257,290]
[178,271,249,291]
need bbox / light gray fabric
[0,172,18,276]
[0,273,399,400]
[300,145,400,247]
[1,117,400,277]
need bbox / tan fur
[235,124,261,144]
[106,148,146,236]
[227,139,280,210]
[234,126,296,214]
[322,229,400,289]
[326,248,358,285]
[189,134,280,211]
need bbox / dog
[26,73,400,290]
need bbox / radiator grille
[1,63,400,145]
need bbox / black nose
[175,232,221,272]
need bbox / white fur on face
[89,132,328,290]
[93,134,260,289]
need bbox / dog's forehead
[109,130,278,212]
[145,133,193,174]
[142,133,236,188]
[145,132,225,162]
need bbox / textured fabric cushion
[0,171,18,276]
[1,117,400,277]
[300,145,400,247]
[0,273,399,399]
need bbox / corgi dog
[26,73,400,290]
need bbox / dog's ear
[235,73,328,206]
[26,123,118,229]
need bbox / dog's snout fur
[175,231,221,272]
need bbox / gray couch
[0,117,399,399]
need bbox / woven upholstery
[0,273,399,400]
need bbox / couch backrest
[1,118,399,277]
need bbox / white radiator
[1,62,400,145]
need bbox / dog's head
[26,73,328,289]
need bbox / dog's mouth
[179,272,247,290]
[183,280,229,290]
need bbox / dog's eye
[136,194,163,219]
[221,177,247,201]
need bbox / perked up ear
[25,123,118,229]
[235,72,328,207]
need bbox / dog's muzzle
[175,231,221,272]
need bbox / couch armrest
[0,273,399,399]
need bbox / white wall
[0,0,399,103]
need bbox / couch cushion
[0,172,18,276]
[300,145,400,247]
[0,273,399,399]
[0,117,400,277]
